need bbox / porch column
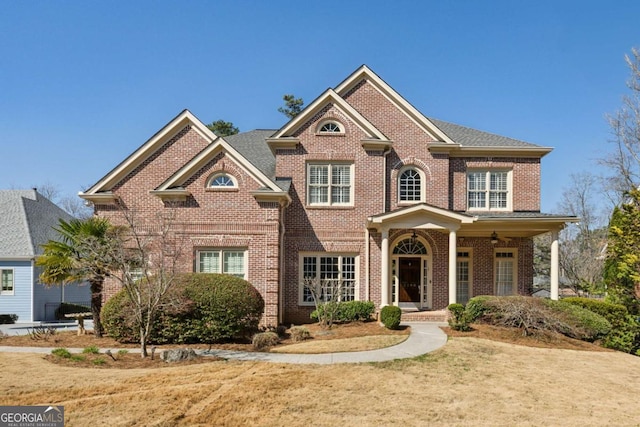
[550,230,559,300]
[448,229,457,305]
[380,227,390,307]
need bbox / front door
[399,257,421,303]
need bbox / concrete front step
[400,309,449,322]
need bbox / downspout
[278,201,287,325]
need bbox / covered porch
[366,204,577,310]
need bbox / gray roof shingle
[0,190,73,258]
[429,118,539,147]
[224,130,277,178]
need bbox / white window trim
[398,166,426,205]
[196,249,247,279]
[456,248,473,304]
[494,248,518,296]
[0,268,14,296]
[298,252,359,306]
[206,172,238,191]
[316,119,345,135]
[306,162,355,207]
[466,169,512,212]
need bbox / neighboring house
[80,66,576,325]
[0,190,90,322]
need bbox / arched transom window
[318,121,343,134]
[208,172,237,189]
[399,168,422,202]
[393,238,427,255]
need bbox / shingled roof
[0,190,72,258]
[429,118,538,147]
[224,129,277,178]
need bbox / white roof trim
[367,204,475,230]
[335,65,456,144]
[81,110,219,195]
[155,137,282,193]
[271,88,388,141]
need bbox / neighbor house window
[456,250,472,304]
[197,249,246,278]
[494,249,517,296]
[300,254,357,305]
[318,121,343,134]
[307,163,353,206]
[398,167,423,203]
[467,170,511,211]
[1,269,14,295]
[208,172,237,189]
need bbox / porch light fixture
[490,231,499,245]
[410,231,418,245]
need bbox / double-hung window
[467,170,511,211]
[495,249,517,296]
[307,163,353,206]
[1,269,14,295]
[300,254,357,305]
[197,249,246,279]
[456,250,472,304]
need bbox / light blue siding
[0,260,33,322]
[33,266,91,321]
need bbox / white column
[380,228,390,307]
[448,229,457,305]
[550,230,559,300]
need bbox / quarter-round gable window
[317,120,344,134]
[208,172,238,190]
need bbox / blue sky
[1,1,638,212]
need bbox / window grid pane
[400,169,421,201]
[495,256,514,296]
[456,260,470,304]
[308,164,352,205]
[302,255,356,303]
[223,251,245,278]
[1,270,13,292]
[199,251,220,273]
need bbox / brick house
[80,66,575,325]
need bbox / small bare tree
[102,203,186,358]
[303,277,347,329]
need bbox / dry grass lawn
[1,324,640,426]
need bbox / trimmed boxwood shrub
[563,297,640,353]
[543,299,611,341]
[380,305,402,330]
[252,331,279,350]
[101,273,264,344]
[465,296,491,322]
[447,303,471,331]
[0,314,18,324]
[310,300,376,323]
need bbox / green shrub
[543,299,611,341]
[447,303,472,332]
[102,273,264,345]
[290,326,311,342]
[55,303,91,320]
[0,314,18,324]
[252,331,279,350]
[465,296,491,322]
[117,349,129,356]
[82,345,100,354]
[51,348,71,358]
[311,301,376,323]
[92,357,106,366]
[563,297,640,352]
[380,305,402,330]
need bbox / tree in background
[604,188,640,315]
[278,94,304,119]
[206,120,239,137]
[36,217,115,337]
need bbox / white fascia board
[335,65,456,144]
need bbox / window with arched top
[398,167,423,203]
[208,172,237,189]
[393,238,427,255]
[317,120,343,134]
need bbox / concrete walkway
[0,322,448,364]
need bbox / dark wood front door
[399,257,421,302]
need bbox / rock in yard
[161,348,199,363]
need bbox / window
[467,170,511,211]
[399,168,423,202]
[495,250,517,296]
[456,250,472,304]
[208,172,237,189]
[300,254,357,305]
[307,163,353,206]
[318,121,343,134]
[1,269,14,295]
[197,249,246,278]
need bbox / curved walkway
[0,322,448,364]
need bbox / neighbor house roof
[0,190,72,259]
